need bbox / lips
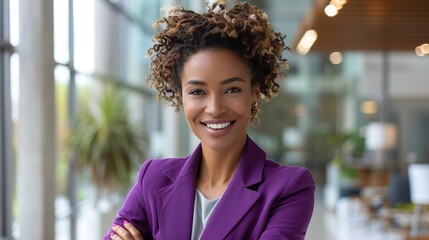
[206,122,232,130]
[201,120,235,137]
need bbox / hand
[110,220,144,240]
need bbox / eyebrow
[184,77,245,86]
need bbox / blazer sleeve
[103,159,154,240]
[259,167,315,240]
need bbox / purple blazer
[104,137,315,240]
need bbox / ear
[252,85,260,103]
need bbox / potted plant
[70,85,146,191]
[326,132,357,182]
[323,131,360,210]
[69,85,147,238]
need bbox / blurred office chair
[408,163,429,237]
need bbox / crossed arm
[110,220,144,240]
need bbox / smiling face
[181,49,258,152]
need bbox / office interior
[1,0,429,239]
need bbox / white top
[191,189,221,240]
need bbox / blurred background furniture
[408,164,429,237]
[365,122,398,187]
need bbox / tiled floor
[307,200,405,240]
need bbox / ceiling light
[324,4,338,17]
[332,0,347,6]
[331,2,343,10]
[329,52,343,64]
[297,30,318,55]
[416,43,429,57]
[325,0,347,17]
[361,101,377,115]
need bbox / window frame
[0,0,14,238]
[64,1,156,240]
[2,0,158,238]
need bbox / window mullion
[0,0,14,237]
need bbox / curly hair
[146,1,289,126]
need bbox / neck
[197,139,246,198]
[197,135,246,198]
[199,148,241,186]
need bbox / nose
[205,94,226,116]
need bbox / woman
[106,1,315,239]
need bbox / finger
[112,224,134,240]
[110,232,123,240]
[124,220,144,240]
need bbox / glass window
[128,0,160,26]
[54,65,72,240]
[73,0,94,74]
[61,1,160,238]
[125,23,151,85]
[9,0,19,47]
[3,0,164,238]
[54,0,70,64]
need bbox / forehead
[181,48,251,83]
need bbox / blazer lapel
[200,137,266,239]
[200,185,260,239]
[155,145,202,240]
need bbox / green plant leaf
[69,86,147,190]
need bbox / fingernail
[112,223,117,228]
[124,220,129,225]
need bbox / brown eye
[189,89,205,95]
[225,87,241,94]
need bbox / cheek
[182,98,199,119]
[231,98,253,116]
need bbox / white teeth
[206,122,231,130]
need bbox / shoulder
[142,157,187,171]
[135,157,187,187]
[262,160,315,195]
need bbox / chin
[203,142,231,152]
[200,135,246,152]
